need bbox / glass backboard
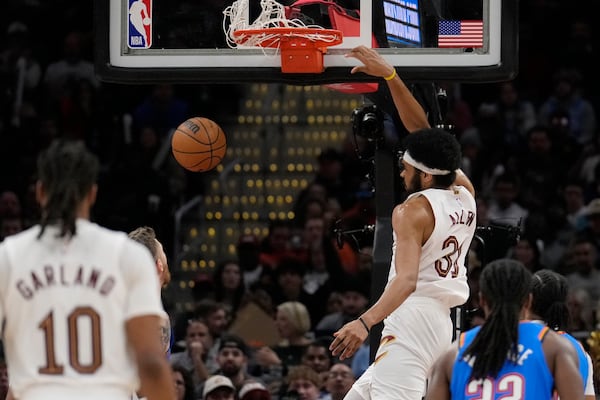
[94,0,518,84]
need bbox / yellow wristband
[383,69,397,81]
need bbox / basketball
[171,117,227,172]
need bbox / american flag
[438,20,483,48]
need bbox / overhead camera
[352,104,384,142]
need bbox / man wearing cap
[329,46,477,400]
[239,381,271,400]
[211,334,257,392]
[202,375,235,400]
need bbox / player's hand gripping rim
[345,45,396,80]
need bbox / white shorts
[348,297,452,400]
[18,384,132,400]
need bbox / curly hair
[171,364,196,400]
[401,128,461,187]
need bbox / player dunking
[425,259,583,399]
[0,140,175,400]
[330,46,477,399]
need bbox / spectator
[477,80,537,155]
[0,191,21,219]
[172,364,197,400]
[260,219,293,271]
[292,182,328,229]
[239,381,271,400]
[325,363,355,400]
[212,334,256,393]
[268,257,315,314]
[563,236,600,304]
[563,180,587,230]
[285,365,323,400]
[254,301,313,380]
[315,277,369,338]
[458,127,484,189]
[212,259,247,317]
[237,234,265,290]
[0,21,42,129]
[568,287,595,334]
[0,216,23,241]
[538,67,596,146]
[487,172,529,226]
[293,215,346,324]
[310,148,346,209]
[517,125,565,209]
[170,319,213,388]
[196,300,231,373]
[578,198,600,253]
[301,337,334,392]
[202,375,236,400]
[509,236,546,273]
[43,31,100,105]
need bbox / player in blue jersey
[425,259,583,400]
[530,269,595,399]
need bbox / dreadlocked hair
[37,139,99,238]
[464,259,532,381]
[531,269,570,331]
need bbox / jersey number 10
[38,307,102,374]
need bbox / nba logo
[128,0,152,49]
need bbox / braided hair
[464,259,532,380]
[531,269,570,331]
[37,140,99,238]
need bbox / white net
[223,0,341,49]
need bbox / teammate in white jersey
[329,46,477,400]
[0,140,176,400]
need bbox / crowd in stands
[1,0,600,399]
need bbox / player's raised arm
[346,45,429,133]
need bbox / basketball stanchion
[232,27,343,73]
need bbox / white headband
[402,151,451,175]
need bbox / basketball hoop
[223,0,343,73]
[232,27,343,73]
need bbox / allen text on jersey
[449,210,475,226]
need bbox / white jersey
[388,186,476,309]
[0,219,165,400]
